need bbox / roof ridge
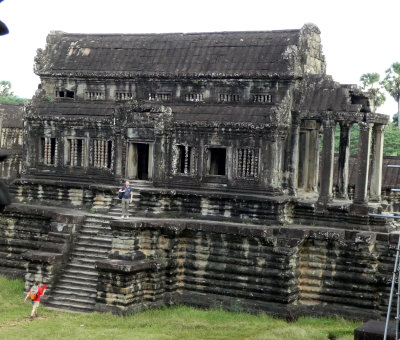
[49,29,301,37]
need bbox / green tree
[0,81,26,104]
[360,72,386,110]
[334,122,400,156]
[383,123,400,156]
[381,62,400,126]
[0,80,13,96]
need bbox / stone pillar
[307,123,320,192]
[353,122,373,206]
[337,122,351,199]
[370,124,385,202]
[317,119,336,206]
[114,133,123,178]
[298,130,310,189]
[288,117,300,195]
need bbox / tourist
[24,281,47,320]
[119,180,133,218]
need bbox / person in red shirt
[24,281,47,320]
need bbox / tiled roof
[37,28,308,78]
[28,101,115,117]
[170,104,278,124]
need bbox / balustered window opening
[148,92,171,102]
[184,93,203,102]
[116,92,134,101]
[237,148,259,178]
[86,91,104,100]
[252,94,272,103]
[175,144,193,175]
[219,94,240,103]
[93,139,113,169]
[65,138,86,167]
[40,137,57,166]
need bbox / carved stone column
[298,129,310,189]
[353,122,373,206]
[317,119,336,206]
[337,122,351,199]
[370,124,385,202]
[308,123,320,192]
[288,117,300,195]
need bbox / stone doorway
[126,142,153,180]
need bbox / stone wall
[11,180,117,212]
[96,219,397,319]
[0,204,86,292]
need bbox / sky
[0,0,399,117]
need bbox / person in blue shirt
[119,180,134,218]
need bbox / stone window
[65,138,86,167]
[252,94,272,103]
[86,92,104,100]
[148,93,171,102]
[219,94,240,102]
[56,90,75,99]
[237,148,259,178]
[175,144,193,174]
[40,137,57,166]
[93,140,113,169]
[207,148,226,176]
[116,92,133,101]
[184,93,203,102]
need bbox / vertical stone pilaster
[115,133,123,177]
[353,122,373,206]
[370,124,385,202]
[307,123,320,192]
[337,122,351,199]
[288,116,300,195]
[317,119,336,206]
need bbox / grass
[0,276,361,340]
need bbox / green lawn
[0,276,361,340]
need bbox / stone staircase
[45,214,114,313]
[108,187,141,218]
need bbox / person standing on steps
[24,281,47,320]
[119,180,134,218]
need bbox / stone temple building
[0,102,23,182]
[1,24,399,319]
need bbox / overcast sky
[0,0,398,116]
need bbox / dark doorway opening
[208,148,226,176]
[127,142,152,180]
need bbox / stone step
[74,243,111,252]
[62,272,99,283]
[55,283,96,294]
[80,228,111,236]
[45,304,94,314]
[45,299,95,313]
[49,291,97,306]
[67,263,97,271]
[57,277,97,288]
[70,258,99,266]
[71,251,109,260]
[52,288,97,300]
[73,246,110,257]
[85,215,114,222]
[64,267,98,278]
[77,235,112,245]
[81,224,111,231]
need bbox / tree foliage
[334,122,400,156]
[359,72,386,109]
[381,62,400,126]
[0,81,27,104]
